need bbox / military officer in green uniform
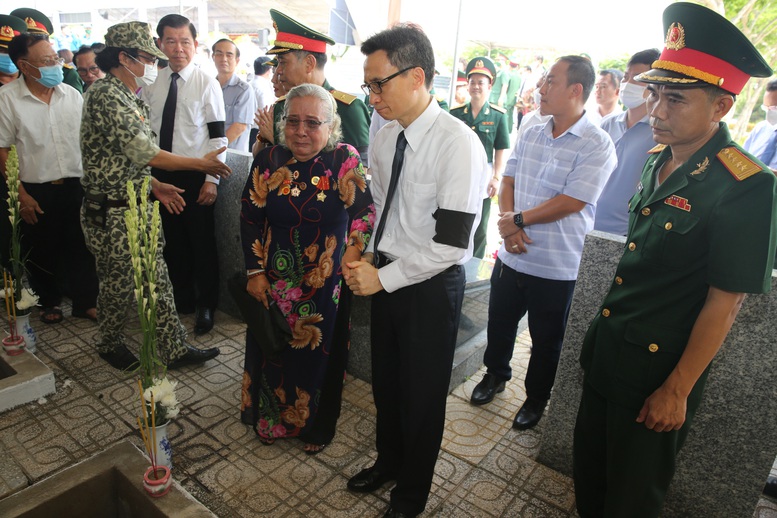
[503,56,522,133]
[573,4,777,518]
[10,8,83,93]
[450,57,510,259]
[257,9,370,163]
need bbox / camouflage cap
[636,2,772,95]
[104,21,166,60]
[467,57,496,82]
[267,9,334,55]
[9,8,52,35]
[0,15,27,51]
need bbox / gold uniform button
[602,308,611,317]
[615,276,623,285]
[664,222,673,230]
[648,343,659,353]
[641,208,651,216]
[628,242,636,251]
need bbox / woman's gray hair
[278,83,343,152]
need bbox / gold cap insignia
[273,21,279,33]
[665,22,685,51]
[475,59,484,68]
[0,25,13,39]
[25,17,37,30]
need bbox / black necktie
[373,131,407,266]
[159,72,179,152]
[758,129,777,166]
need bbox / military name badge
[664,194,691,212]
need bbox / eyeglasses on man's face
[24,56,64,68]
[361,65,417,96]
[77,65,101,77]
[283,117,330,130]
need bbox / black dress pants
[370,265,465,516]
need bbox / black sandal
[303,442,328,455]
[40,307,63,324]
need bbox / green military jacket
[80,73,160,198]
[580,123,777,412]
[489,69,507,105]
[504,69,522,108]
[63,64,83,93]
[273,79,370,151]
[449,102,510,163]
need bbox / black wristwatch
[513,211,524,228]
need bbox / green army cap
[10,8,53,35]
[0,15,27,51]
[104,21,167,60]
[265,57,277,67]
[636,1,772,95]
[267,8,335,55]
[467,56,496,82]
[456,69,467,87]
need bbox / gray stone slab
[0,350,55,413]
[0,455,27,500]
[538,231,777,518]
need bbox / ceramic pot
[14,312,36,353]
[143,465,172,498]
[152,421,173,469]
[2,334,25,356]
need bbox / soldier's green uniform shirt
[580,122,777,413]
[63,64,83,93]
[273,79,370,150]
[80,73,159,197]
[449,102,509,163]
[489,69,508,105]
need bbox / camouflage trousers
[81,204,188,362]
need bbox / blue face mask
[0,54,17,74]
[31,64,64,88]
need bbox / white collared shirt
[366,100,488,293]
[141,62,227,184]
[0,79,83,183]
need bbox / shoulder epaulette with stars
[489,103,506,114]
[647,144,666,154]
[329,89,356,105]
[275,95,286,103]
[450,104,465,112]
[717,146,763,181]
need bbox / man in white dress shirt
[345,23,487,518]
[141,14,227,334]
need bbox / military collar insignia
[690,156,709,175]
[648,144,667,154]
[717,147,761,181]
[665,194,691,212]
[665,22,686,51]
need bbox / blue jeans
[484,257,576,402]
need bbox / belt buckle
[51,179,65,185]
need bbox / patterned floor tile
[441,398,513,464]
[440,466,516,517]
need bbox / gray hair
[278,83,342,152]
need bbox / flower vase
[143,465,172,498]
[2,334,25,356]
[152,421,173,469]
[14,312,36,353]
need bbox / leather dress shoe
[347,465,395,493]
[167,344,220,369]
[383,506,418,518]
[470,373,506,405]
[194,307,214,335]
[764,476,777,499]
[512,398,547,430]
[99,345,139,371]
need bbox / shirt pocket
[641,209,701,270]
[399,179,437,228]
[538,157,573,197]
[179,98,204,128]
[615,320,688,397]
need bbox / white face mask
[619,81,647,110]
[125,54,158,87]
[766,109,777,127]
[533,88,542,107]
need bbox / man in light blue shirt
[470,56,616,431]
[595,49,660,235]
[744,78,777,172]
[213,38,255,151]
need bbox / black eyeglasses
[361,65,417,96]
[77,65,101,77]
[283,117,330,130]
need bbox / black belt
[375,255,461,274]
[29,177,80,186]
[105,199,129,208]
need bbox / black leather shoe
[383,506,418,518]
[764,476,777,499]
[99,345,139,371]
[470,373,506,405]
[167,344,220,369]
[512,399,547,430]
[347,465,395,493]
[194,307,214,335]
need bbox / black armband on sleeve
[432,208,477,249]
[207,121,226,139]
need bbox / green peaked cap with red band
[636,2,772,95]
[267,9,335,56]
[0,15,27,51]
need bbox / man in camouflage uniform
[80,21,228,370]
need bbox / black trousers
[20,179,98,312]
[370,265,465,515]
[152,170,219,311]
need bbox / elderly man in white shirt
[0,32,97,324]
